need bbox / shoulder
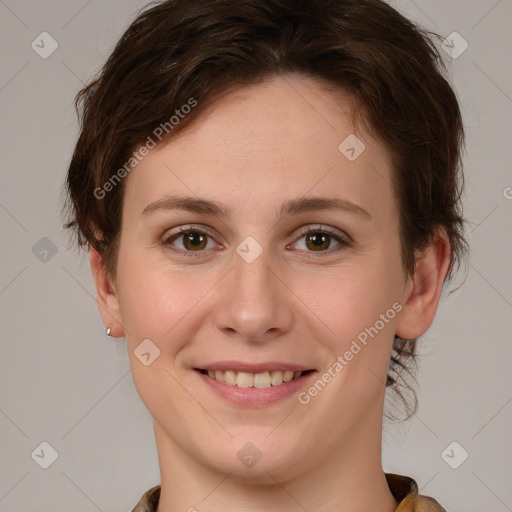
[386,473,447,512]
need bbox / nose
[213,244,294,343]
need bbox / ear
[90,246,124,337]
[395,229,452,340]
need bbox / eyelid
[293,223,351,243]
[162,224,217,240]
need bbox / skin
[90,73,451,511]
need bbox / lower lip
[195,370,317,407]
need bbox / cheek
[301,263,400,338]
[298,268,400,410]
[297,253,403,384]
[115,251,201,416]
[115,246,185,345]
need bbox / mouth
[195,368,315,388]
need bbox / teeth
[236,371,254,388]
[224,370,237,386]
[283,371,294,382]
[270,370,283,386]
[253,372,271,388]
[203,369,305,387]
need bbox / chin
[200,438,309,484]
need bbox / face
[95,74,433,482]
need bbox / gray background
[0,0,511,510]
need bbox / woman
[63,0,468,510]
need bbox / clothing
[385,474,447,511]
[130,473,446,511]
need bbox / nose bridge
[234,246,274,302]
[232,244,277,314]
[215,242,292,341]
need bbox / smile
[194,366,317,407]
[198,369,309,388]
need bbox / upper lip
[196,361,314,373]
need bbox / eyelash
[161,224,351,259]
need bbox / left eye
[290,226,348,254]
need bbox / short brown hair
[63,0,468,419]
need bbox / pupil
[307,233,329,251]
[185,232,206,250]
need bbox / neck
[154,417,398,512]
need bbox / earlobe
[89,246,124,338]
[395,230,452,340]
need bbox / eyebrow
[141,194,371,221]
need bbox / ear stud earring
[106,324,112,336]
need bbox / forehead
[123,74,398,229]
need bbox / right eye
[161,225,221,258]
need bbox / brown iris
[305,232,331,251]
[182,231,208,251]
